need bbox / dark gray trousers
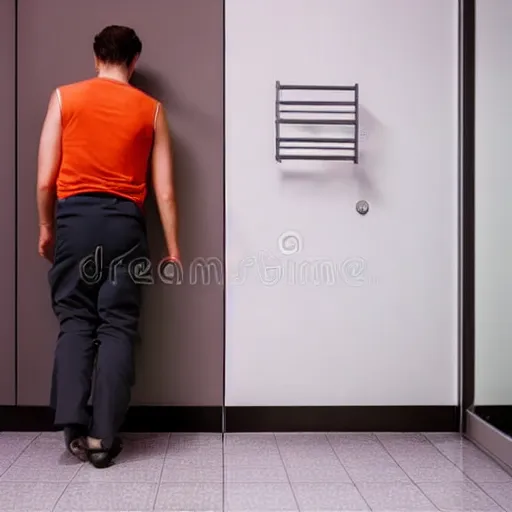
[49,193,148,448]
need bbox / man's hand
[38,224,55,262]
[168,246,181,265]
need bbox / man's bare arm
[37,90,62,228]
[151,105,180,260]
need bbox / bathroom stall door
[0,0,15,405]
[224,0,458,418]
[17,0,224,412]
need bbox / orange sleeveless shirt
[56,77,159,208]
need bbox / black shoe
[87,437,123,469]
[64,425,88,462]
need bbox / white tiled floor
[0,431,511,511]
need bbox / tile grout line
[273,433,301,512]
[51,461,83,512]
[325,433,373,511]
[424,433,508,512]
[0,432,42,481]
[46,432,83,512]
[374,434,442,512]
[150,432,171,511]
[222,431,225,512]
[47,433,171,512]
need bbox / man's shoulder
[56,78,159,109]
[57,78,95,93]
[128,85,159,105]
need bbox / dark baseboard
[0,406,222,432]
[474,406,512,437]
[225,406,459,432]
[0,406,56,431]
[0,405,459,433]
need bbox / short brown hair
[93,25,142,66]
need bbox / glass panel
[474,0,512,435]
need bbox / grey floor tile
[419,481,504,511]
[227,446,282,462]
[224,451,283,467]
[425,432,462,440]
[277,434,335,457]
[292,482,368,511]
[281,453,343,470]
[432,434,474,451]
[335,444,398,465]
[344,459,410,483]
[327,433,379,448]
[12,433,82,471]
[55,482,158,511]
[0,459,11,476]
[279,443,335,458]
[427,435,511,483]
[1,462,82,482]
[224,434,278,452]
[174,432,222,441]
[38,431,65,441]
[461,459,512,483]
[424,432,467,445]
[226,482,297,511]
[434,440,487,463]
[166,435,222,466]
[404,464,468,484]
[6,430,510,512]
[275,433,329,446]
[0,432,38,462]
[155,483,222,511]
[14,446,82,470]
[120,433,170,461]
[22,432,63,448]
[386,445,449,464]
[161,464,223,483]
[377,433,431,449]
[0,432,81,481]
[358,482,437,511]
[441,448,482,469]
[122,432,170,442]
[338,440,391,454]
[168,433,222,450]
[168,435,222,449]
[329,435,399,466]
[399,456,467,483]
[280,448,340,464]
[0,481,66,511]
[74,456,164,483]
[225,466,289,483]
[480,482,512,512]
[0,432,40,441]
[167,449,224,467]
[286,463,352,483]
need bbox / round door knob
[356,200,369,215]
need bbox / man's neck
[97,67,129,84]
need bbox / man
[36,25,180,468]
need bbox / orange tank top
[56,77,159,208]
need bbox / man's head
[93,25,142,78]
